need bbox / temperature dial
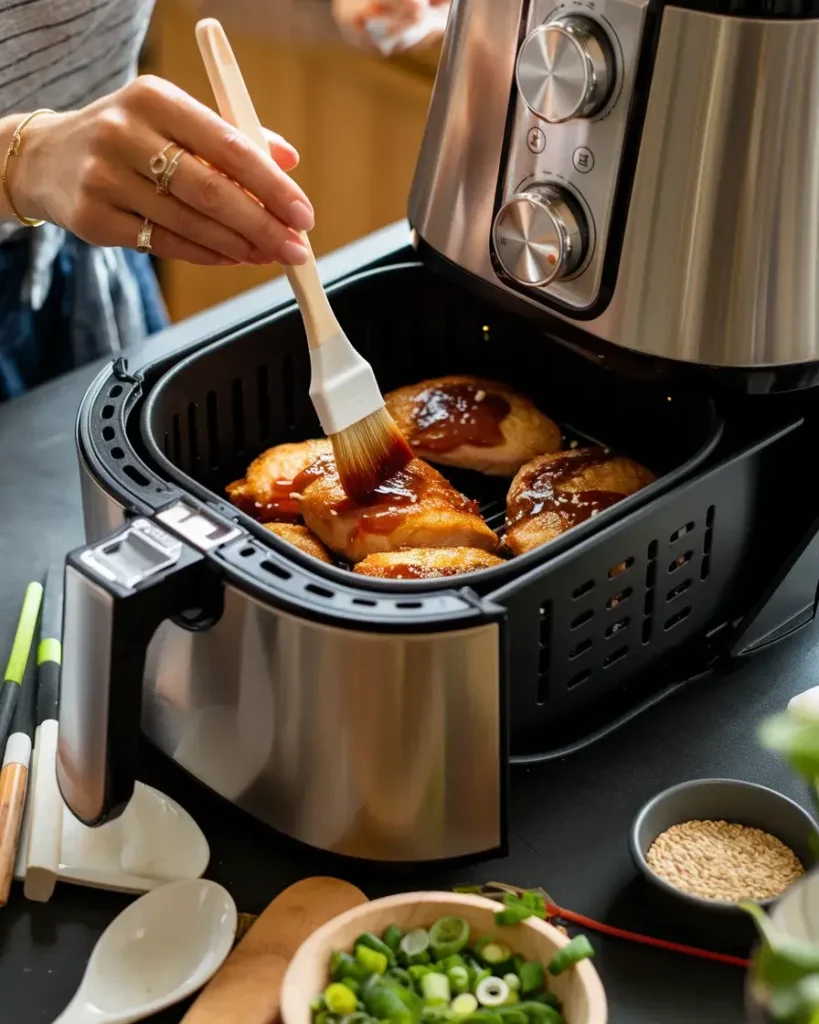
[492,185,588,287]
[517,16,615,124]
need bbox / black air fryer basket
[115,263,805,756]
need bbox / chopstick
[0,582,43,754]
[0,579,44,906]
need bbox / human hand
[333,0,449,54]
[11,75,313,267]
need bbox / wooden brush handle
[0,761,27,906]
[195,19,340,349]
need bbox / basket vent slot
[701,505,715,580]
[123,465,149,487]
[569,638,592,660]
[664,606,692,631]
[603,645,628,668]
[102,426,115,442]
[572,580,594,599]
[206,391,219,470]
[607,587,632,610]
[570,609,594,630]
[606,617,629,638]
[670,522,694,544]
[608,557,634,579]
[668,551,692,574]
[667,579,691,602]
[568,668,591,689]
[261,559,291,581]
[643,538,658,645]
[537,602,552,705]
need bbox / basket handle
[57,520,213,826]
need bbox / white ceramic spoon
[53,879,237,1024]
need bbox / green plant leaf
[759,716,819,781]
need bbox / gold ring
[149,141,176,177]
[136,217,154,254]
[156,147,186,195]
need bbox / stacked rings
[137,141,189,253]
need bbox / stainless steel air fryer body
[410,0,819,371]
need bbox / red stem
[545,903,751,969]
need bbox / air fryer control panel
[492,0,649,310]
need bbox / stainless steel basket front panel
[140,586,503,861]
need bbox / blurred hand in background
[332,0,450,54]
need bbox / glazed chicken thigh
[226,439,331,522]
[386,375,561,476]
[504,446,655,556]
[354,548,505,580]
[263,523,333,564]
[296,453,499,563]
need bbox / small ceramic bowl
[281,891,607,1024]
[630,778,819,947]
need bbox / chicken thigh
[386,375,561,476]
[226,439,331,522]
[263,523,333,564]
[296,453,499,563]
[354,547,505,580]
[504,446,655,555]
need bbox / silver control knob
[492,185,588,287]
[517,16,614,124]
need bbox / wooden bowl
[280,891,607,1024]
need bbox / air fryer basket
[133,262,805,753]
[141,262,722,593]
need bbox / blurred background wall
[142,0,439,322]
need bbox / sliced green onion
[516,1003,564,1024]
[355,944,388,975]
[331,951,370,984]
[325,983,359,1016]
[496,1009,527,1024]
[400,929,432,964]
[547,936,594,977]
[383,925,404,953]
[421,1008,450,1024]
[421,972,451,1006]
[451,994,479,1017]
[502,975,520,992]
[517,963,543,996]
[341,1014,378,1024]
[476,978,510,1008]
[448,966,470,994]
[388,967,413,989]
[479,942,512,967]
[409,964,434,983]
[314,1011,335,1024]
[429,916,471,958]
[342,979,361,996]
[356,932,396,965]
[457,1013,504,1024]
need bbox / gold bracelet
[1,108,56,228]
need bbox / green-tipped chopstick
[0,583,43,755]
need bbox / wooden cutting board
[181,876,368,1024]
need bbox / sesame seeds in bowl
[630,779,819,944]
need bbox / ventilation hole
[608,557,634,579]
[642,618,653,644]
[603,645,629,667]
[102,426,115,442]
[187,403,199,468]
[172,414,181,465]
[396,601,422,610]
[231,379,245,453]
[261,559,291,580]
[701,555,711,581]
[206,391,219,471]
[108,384,123,398]
[703,531,713,555]
[568,669,592,689]
[706,505,715,527]
[110,447,124,460]
[668,551,693,573]
[306,583,333,599]
[257,365,271,440]
[352,597,377,607]
[572,579,595,599]
[571,609,594,629]
[537,672,550,705]
[667,579,692,602]
[538,644,551,673]
[240,547,255,558]
[647,540,658,559]
[569,638,592,660]
[606,617,630,638]
[664,606,692,631]
[101,405,114,420]
[645,561,657,589]
[283,352,296,433]
[670,522,695,544]
[123,464,150,487]
[539,601,551,619]
[608,587,633,610]
[644,590,655,616]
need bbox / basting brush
[196,19,413,502]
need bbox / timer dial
[492,185,588,287]
[516,16,615,124]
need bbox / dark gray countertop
[0,222,814,1024]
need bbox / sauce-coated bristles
[331,408,414,503]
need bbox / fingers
[265,128,299,172]
[104,208,238,266]
[124,77,314,233]
[122,172,272,265]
